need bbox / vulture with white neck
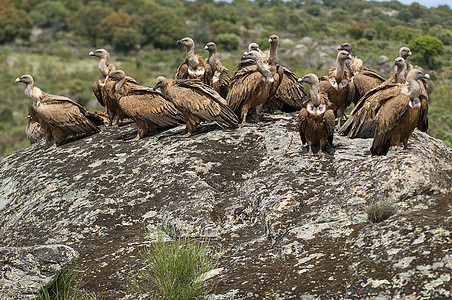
[297,74,335,156]
[107,70,184,140]
[15,74,103,148]
[339,56,409,138]
[227,50,279,126]
[319,50,352,129]
[337,42,385,105]
[153,77,238,136]
[370,69,430,155]
[204,42,231,99]
[263,34,306,113]
[175,37,207,83]
[89,49,138,126]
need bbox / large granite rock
[0,114,451,299]
[0,245,78,299]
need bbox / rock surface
[0,245,78,299]
[0,114,451,299]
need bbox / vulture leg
[318,139,327,156]
[306,144,314,156]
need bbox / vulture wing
[26,107,44,144]
[297,108,308,145]
[92,81,104,107]
[227,68,262,114]
[267,66,306,111]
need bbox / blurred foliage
[0,0,452,155]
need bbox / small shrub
[366,201,398,223]
[35,264,97,300]
[131,231,217,300]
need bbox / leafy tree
[141,12,187,48]
[69,6,114,44]
[97,12,139,44]
[0,6,32,43]
[113,28,141,53]
[390,25,421,43]
[29,1,70,27]
[215,33,239,51]
[409,35,444,69]
[210,21,240,36]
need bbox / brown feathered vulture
[26,107,44,144]
[204,42,231,99]
[227,51,279,126]
[370,69,430,155]
[319,50,352,129]
[153,77,238,136]
[263,35,306,113]
[339,56,408,138]
[16,74,103,149]
[108,70,185,140]
[337,42,385,105]
[297,74,335,156]
[175,37,207,83]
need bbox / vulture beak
[408,51,412,57]
[15,78,21,83]
[153,82,162,91]
[346,54,352,60]
[204,45,208,51]
[423,73,430,80]
[298,77,307,83]
[176,40,182,45]
[108,72,115,79]
[88,51,96,56]
[241,53,248,60]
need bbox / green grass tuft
[366,201,398,223]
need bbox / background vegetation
[1,0,451,154]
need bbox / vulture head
[268,34,279,45]
[337,50,352,63]
[204,42,217,53]
[407,69,430,82]
[298,74,322,107]
[153,76,167,91]
[298,73,319,86]
[108,70,126,81]
[248,42,260,52]
[338,42,352,54]
[15,74,34,85]
[394,56,405,67]
[89,49,110,60]
[399,47,412,59]
[177,37,195,51]
[241,50,263,62]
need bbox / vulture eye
[319,107,323,111]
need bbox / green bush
[29,1,69,27]
[0,7,32,43]
[113,27,141,53]
[131,232,217,300]
[141,13,187,48]
[366,201,398,223]
[215,33,240,51]
[97,12,139,44]
[409,35,444,69]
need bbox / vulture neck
[207,51,216,71]
[396,64,407,84]
[335,60,346,83]
[98,57,110,79]
[267,42,278,66]
[406,77,421,98]
[309,83,321,107]
[115,77,127,95]
[186,47,199,68]
[256,59,273,82]
[25,82,43,108]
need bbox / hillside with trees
[0,0,451,154]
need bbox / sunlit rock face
[0,114,451,299]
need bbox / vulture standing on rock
[89,49,138,126]
[16,74,104,148]
[175,37,207,83]
[26,107,44,144]
[153,77,238,136]
[263,34,306,113]
[108,70,185,140]
[297,74,335,156]
[337,43,385,105]
[319,50,352,129]
[339,56,408,138]
[227,51,279,126]
[204,42,231,99]
[370,69,430,155]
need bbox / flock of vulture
[16,34,430,156]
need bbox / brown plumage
[26,107,44,144]
[175,37,207,83]
[89,49,138,126]
[16,74,103,148]
[204,42,231,99]
[319,50,352,129]
[227,51,279,125]
[339,56,409,138]
[108,70,184,140]
[263,35,306,113]
[370,69,430,155]
[297,74,335,156]
[337,43,385,105]
[153,77,238,136]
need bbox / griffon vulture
[339,56,409,138]
[227,51,279,125]
[263,35,306,113]
[370,69,430,155]
[337,42,385,105]
[297,74,335,156]
[204,42,231,99]
[16,74,103,148]
[175,37,207,82]
[26,107,44,144]
[319,50,352,129]
[108,70,184,140]
[153,77,238,136]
